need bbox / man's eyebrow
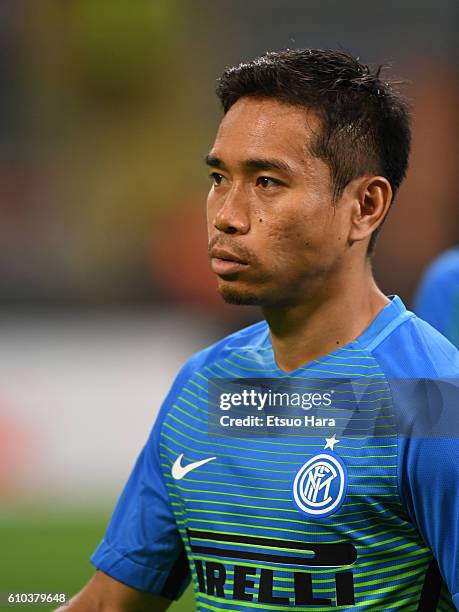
[242,158,294,174]
[205,154,226,169]
[205,155,294,174]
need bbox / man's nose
[213,185,250,235]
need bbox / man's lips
[210,247,249,276]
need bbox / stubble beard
[219,286,264,306]
[217,279,296,308]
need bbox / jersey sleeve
[398,437,459,608]
[90,357,197,599]
[372,316,459,608]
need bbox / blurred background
[0,1,457,609]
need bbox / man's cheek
[270,224,310,256]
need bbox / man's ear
[347,175,393,245]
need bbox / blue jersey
[91,296,459,610]
[414,247,459,347]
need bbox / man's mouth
[210,247,249,276]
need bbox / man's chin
[218,285,263,306]
[217,280,298,308]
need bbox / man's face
[206,97,352,306]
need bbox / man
[61,49,459,611]
[413,247,459,347]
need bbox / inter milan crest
[292,435,348,518]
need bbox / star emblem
[324,434,340,451]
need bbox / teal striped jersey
[92,296,459,610]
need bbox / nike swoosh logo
[171,453,216,480]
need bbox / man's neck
[262,270,389,373]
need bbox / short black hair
[216,49,411,253]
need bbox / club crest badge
[292,435,347,517]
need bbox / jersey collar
[354,295,412,352]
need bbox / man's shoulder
[414,247,459,309]
[421,246,459,284]
[178,319,269,380]
[413,247,459,340]
[157,320,269,417]
[371,309,459,378]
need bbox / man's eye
[256,176,279,189]
[209,172,225,186]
